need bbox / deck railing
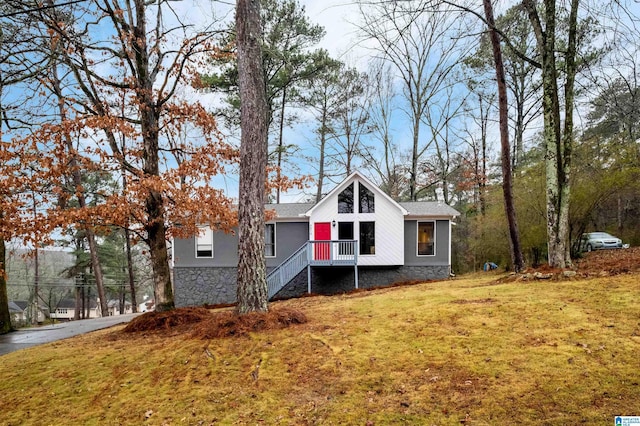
[266,240,358,299]
[308,240,357,265]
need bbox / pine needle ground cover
[1,273,639,425]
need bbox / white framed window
[195,226,214,258]
[417,221,435,256]
[359,221,375,255]
[265,223,276,257]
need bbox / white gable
[306,172,405,266]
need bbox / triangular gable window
[359,183,375,213]
[338,183,354,213]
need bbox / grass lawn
[1,273,639,425]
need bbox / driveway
[0,313,141,356]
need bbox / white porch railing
[266,240,358,299]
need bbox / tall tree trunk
[131,0,174,312]
[0,236,12,334]
[524,0,574,268]
[276,86,287,204]
[74,282,81,321]
[236,0,269,314]
[410,118,420,201]
[32,232,39,325]
[483,0,525,272]
[316,101,328,203]
[122,165,137,313]
[125,228,137,313]
[560,0,579,265]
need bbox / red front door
[314,222,331,260]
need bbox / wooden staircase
[266,240,358,299]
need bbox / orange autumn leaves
[0,99,304,247]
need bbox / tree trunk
[236,0,269,314]
[74,282,81,321]
[125,228,137,313]
[316,102,328,203]
[483,0,525,272]
[32,238,39,325]
[0,237,12,334]
[410,118,420,201]
[276,86,287,204]
[131,0,174,311]
[524,0,575,268]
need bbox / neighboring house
[172,171,460,307]
[9,300,46,325]
[106,299,133,316]
[49,298,99,320]
[138,298,155,312]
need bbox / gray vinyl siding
[403,220,450,266]
[266,222,309,267]
[173,222,309,268]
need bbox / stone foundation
[173,265,451,307]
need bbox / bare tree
[362,61,404,199]
[299,59,342,202]
[356,0,470,201]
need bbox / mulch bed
[122,306,307,338]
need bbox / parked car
[580,232,623,252]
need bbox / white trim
[170,237,175,268]
[448,219,452,268]
[265,223,276,258]
[416,220,436,257]
[195,226,214,258]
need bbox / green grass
[2,273,640,425]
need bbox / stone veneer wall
[174,265,451,307]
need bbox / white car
[580,232,623,252]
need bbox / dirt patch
[450,298,497,305]
[122,306,307,338]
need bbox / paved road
[0,313,141,356]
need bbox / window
[359,221,375,255]
[338,183,354,213]
[196,226,213,258]
[265,224,276,257]
[417,222,435,256]
[359,184,375,213]
[338,222,354,255]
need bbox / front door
[314,222,331,260]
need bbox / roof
[8,301,23,313]
[399,201,460,218]
[266,203,314,219]
[266,200,459,220]
[263,172,460,220]
[13,300,29,311]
